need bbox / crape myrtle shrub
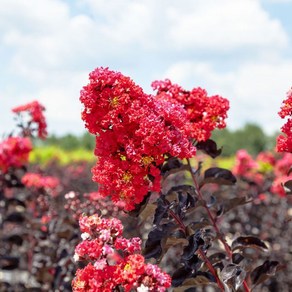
[70,67,289,292]
[0,68,291,291]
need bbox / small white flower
[137,284,149,292]
[81,232,91,240]
[73,253,80,262]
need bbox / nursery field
[1,68,292,292]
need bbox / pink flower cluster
[80,67,229,210]
[72,214,171,292]
[12,100,47,139]
[277,88,292,152]
[0,136,33,173]
[21,172,60,196]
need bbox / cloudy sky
[1,0,292,136]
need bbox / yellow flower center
[74,280,86,289]
[122,171,132,183]
[124,263,131,271]
[119,154,127,161]
[110,96,119,107]
[141,156,154,166]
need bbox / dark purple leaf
[196,139,222,158]
[206,195,216,208]
[251,260,280,287]
[216,204,224,217]
[0,256,19,270]
[144,223,176,260]
[172,266,193,287]
[3,234,24,246]
[182,232,205,261]
[161,157,183,174]
[202,167,236,186]
[282,180,292,195]
[223,197,252,214]
[208,252,226,264]
[4,212,25,223]
[232,253,244,264]
[232,236,268,251]
[184,254,202,271]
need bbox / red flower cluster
[233,149,264,186]
[152,79,230,141]
[271,153,292,197]
[0,136,32,172]
[80,67,228,210]
[72,214,171,292]
[21,172,60,196]
[277,88,292,152]
[12,100,47,139]
[233,149,258,177]
[233,148,292,197]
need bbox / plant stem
[197,248,226,291]
[168,208,225,291]
[186,158,251,292]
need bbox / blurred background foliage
[33,123,278,159]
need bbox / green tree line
[211,123,278,156]
[36,123,278,157]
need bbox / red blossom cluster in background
[80,67,229,210]
[21,172,60,196]
[277,88,292,152]
[232,149,292,197]
[0,136,32,173]
[72,214,171,292]
[12,100,48,139]
[0,100,47,174]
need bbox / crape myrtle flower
[72,214,171,292]
[0,136,32,172]
[21,172,60,196]
[271,175,292,197]
[12,100,48,139]
[277,119,292,153]
[152,78,230,142]
[78,214,124,240]
[80,67,197,210]
[277,88,292,152]
[233,149,258,177]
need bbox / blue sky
[1,0,292,136]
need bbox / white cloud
[0,0,291,136]
[84,0,288,52]
[166,0,288,51]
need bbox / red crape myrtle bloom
[232,149,264,185]
[80,67,197,210]
[12,100,48,139]
[21,172,60,196]
[233,149,258,177]
[72,214,171,292]
[152,79,230,142]
[277,88,292,152]
[270,153,292,197]
[0,136,33,172]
